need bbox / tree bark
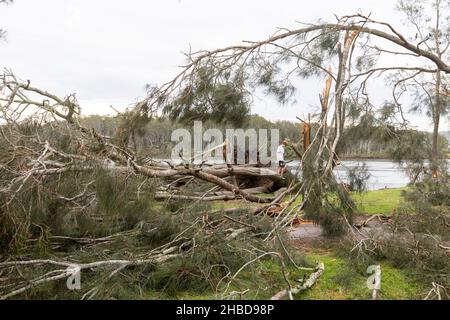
[271,262,325,300]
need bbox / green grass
[297,252,424,300]
[210,187,406,216]
[352,188,406,215]
[209,200,258,211]
[169,251,424,300]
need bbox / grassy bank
[225,251,424,300]
[297,252,424,300]
[353,188,406,215]
[211,187,406,216]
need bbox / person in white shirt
[276,140,288,176]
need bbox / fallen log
[189,169,273,203]
[202,166,283,182]
[133,162,279,203]
[213,185,273,196]
[253,183,300,215]
[155,184,274,202]
[355,214,392,229]
[155,193,236,201]
[134,162,282,181]
[271,262,325,300]
[0,249,182,300]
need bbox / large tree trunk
[432,2,443,178]
[432,70,442,178]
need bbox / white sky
[0,0,449,132]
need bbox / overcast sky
[1,0,448,131]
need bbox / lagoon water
[287,160,450,190]
[335,160,410,190]
[297,160,410,191]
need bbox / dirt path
[289,215,391,251]
[289,224,340,251]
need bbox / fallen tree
[2,6,450,299]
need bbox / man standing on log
[277,140,288,177]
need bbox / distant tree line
[79,114,448,160]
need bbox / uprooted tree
[1,5,449,299]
